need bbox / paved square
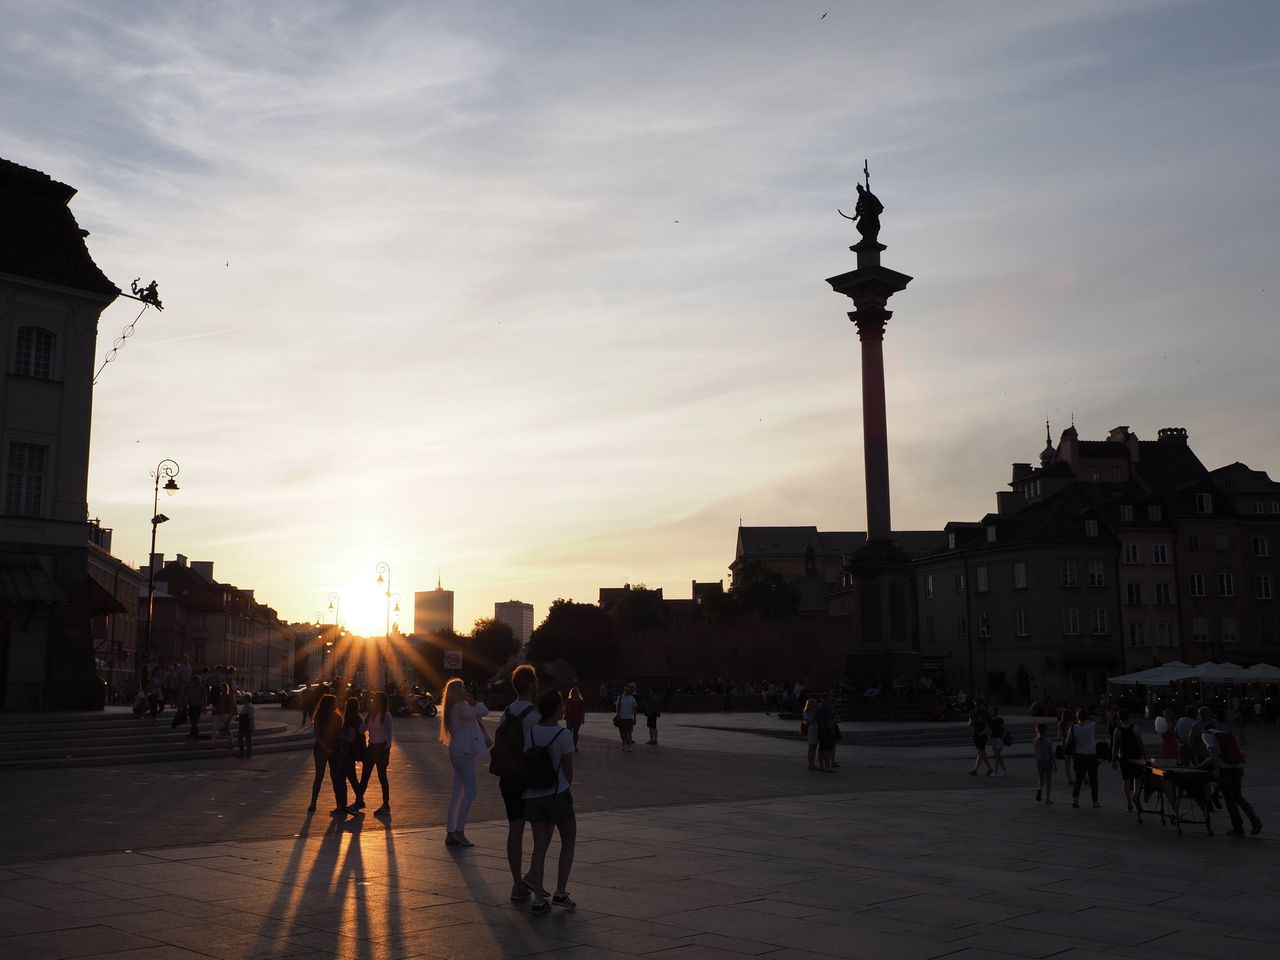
[1,711,1276,959]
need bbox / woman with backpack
[1109,708,1146,813]
[1198,707,1263,837]
[439,677,490,847]
[523,689,577,913]
[989,710,1009,778]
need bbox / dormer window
[1119,505,1134,522]
[947,532,956,550]
[1085,519,1099,538]
[1195,493,1213,514]
[1148,505,1163,522]
[985,525,996,543]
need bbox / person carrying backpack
[1109,708,1146,813]
[488,665,542,901]
[522,689,577,914]
[1198,707,1263,837]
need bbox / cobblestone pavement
[1,709,1277,959]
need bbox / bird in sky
[820,12,828,20]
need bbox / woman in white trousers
[439,679,489,846]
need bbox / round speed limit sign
[443,650,463,671]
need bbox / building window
[1215,534,1231,552]
[1062,607,1080,636]
[975,566,989,593]
[985,525,996,543]
[1089,469,1100,482]
[1088,561,1105,588]
[1013,561,1027,590]
[1060,560,1078,588]
[1129,622,1147,647]
[1189,573,1205,597]
[14,326,55,378]
[1120,505,1134,522]
[1258,575,1274,601]
[978,610,990,639]
[1260,616,1278,646]
[1257,501,1267,515]
[1111,467,1122,483]
[1216,572,1235,597]
[1272,502,1280,514]
[957,616,968,637]
[4,442,48,517]
[1148,505,1163,522]
[1157,622,1175,647]
[1253,536,1270,558]
[1187,534,1200,551]
[1191,616,1209,645]
[1015,608,1030,637]
[925,616,935,644]
[1155,582,1172,605]
[1091,608,1108,635]
[1126,582,1143,605]
[954,573,966,594]
[1123,543,1140,565]
[1152,543,1169,565]
[947,532,956,550]
[1222,616,1238,644]
[1084,519,1099,538]
[925,574,934,600]
[1196,493,1213,514]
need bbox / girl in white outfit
[439,679,490,846]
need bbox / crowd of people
[132,656,257,755]
[967,695,1264,837]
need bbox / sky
[3,1,1279,636]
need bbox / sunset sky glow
[4,1,1278,635]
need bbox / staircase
[0,705,314,770]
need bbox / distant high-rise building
[414,578,454,635]
[494,600,534,644]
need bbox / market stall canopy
[1107,662,1194,686]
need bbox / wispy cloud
[5,0,1278,630]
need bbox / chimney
[191,561,214,581]
[1107,426,1131,443]
[1011,462,1034,483]
[176,554,188,567]
[1157,427,1189,444]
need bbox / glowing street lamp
[375,562,395,688]
[143,458,180,676]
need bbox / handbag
[800,721,808,736]
[612,716,621,727]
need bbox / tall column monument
[825,165,914,655]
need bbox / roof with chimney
[0,157,118,298]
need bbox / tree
[528,599,617,676]
[722,560,799,619]
[469,618,518,682]
[605,583,669,635]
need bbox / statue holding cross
[839,159,883,246]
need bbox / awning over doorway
[87,577,127,614]
[0,555,67,604]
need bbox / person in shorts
[499,666,542,901]
[524,690,577,913]
[1109,708,1146,813]
[614,683,637,751]
[1033,722,1056,804]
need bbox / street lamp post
[375,563,396,689]
[143,459,180,678]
